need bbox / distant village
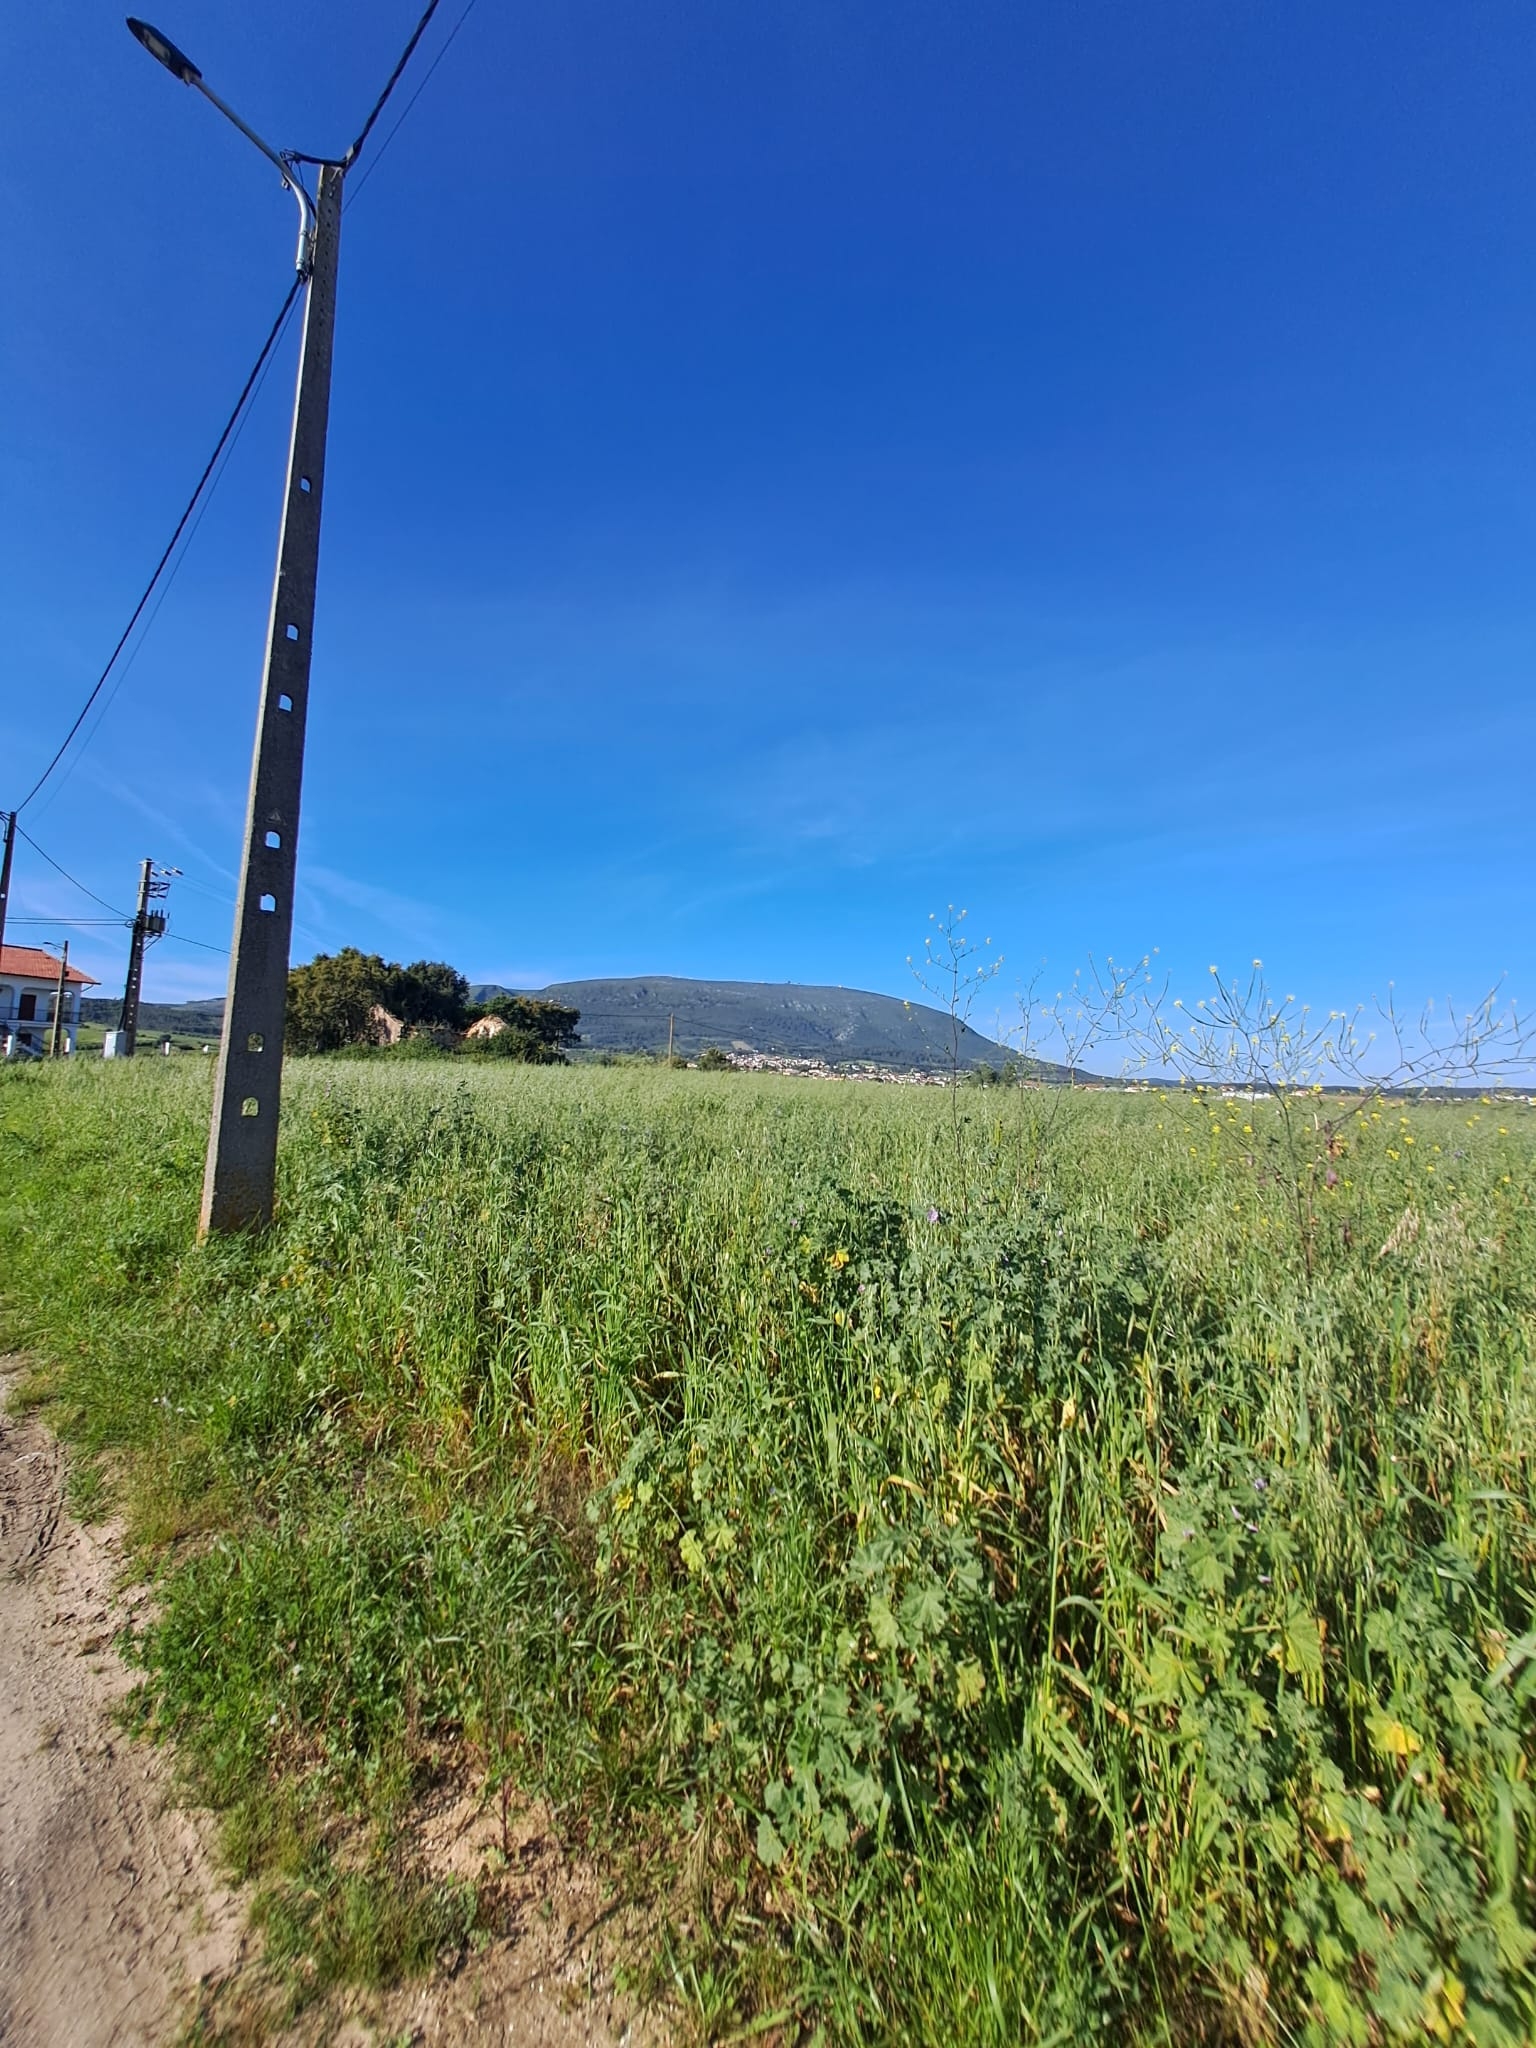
[696,1050,1044,1086]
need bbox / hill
[80,997,224,1038]
[83,977,1057,1076]
[471,976,1021,1072]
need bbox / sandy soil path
[1,1363,665,2047]
[0,1362,245,2046]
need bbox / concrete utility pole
[126,18,347,1233]
[48,943,69,1059]
[126,10,442,1231]
[200,164,343,1235]
[118,858,153,1054]
[116,857,169,1057]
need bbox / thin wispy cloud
[301,865,446,947]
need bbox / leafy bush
[463,996,580,1062]
[286,947,392,1054]
[286,950,470,1053]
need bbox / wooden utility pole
[201,165,343,1236]
[48,942,69,1058]
[667,1013,675,1065]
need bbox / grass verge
[3,1057,1534,2043]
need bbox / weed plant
[2,1058,1534,2043]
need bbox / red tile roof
[0,945,99,986]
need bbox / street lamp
[127,19,316,272]
[126,17,345,1234]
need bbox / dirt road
[0,1363,244,2045]
[1,1365,662,2047]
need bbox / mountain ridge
[84,975,1041,1074]
[472,975,1017,1071]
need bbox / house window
[17,991,36,1021]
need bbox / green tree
[386,960,470,1032]
[465,996,581,1063]
[286,949,392,1054]
[696,1046,734,1071]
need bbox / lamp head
[126,18,201,86]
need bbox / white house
[0,945,99,1059]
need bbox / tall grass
[2,1057,1533,2043]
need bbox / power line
[159,871,234,907]
[343,0,445,169]
[12,6,471,996]
[15,825,128,917]
[30,290,303,826]
[347,0,481,206]
[11,274,304,816]
[11,828,229,956]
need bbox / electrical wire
[15,0,474,815]
[15,825,129,918]
[346,0,481,207]
[11,274,303,817]
[30,288,304,827]
[14,3,478,918]
[10,827,230,956]
[344,0,445,168]
[160,871,236,907]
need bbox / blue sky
[3,0,1532,1036]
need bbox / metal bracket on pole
[188,70,317,273]
[126,19,319,274]
[200,162,343,1236]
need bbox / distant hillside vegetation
[469,976,1017,1071]
[80,996,224,1038]
[82,976,1061,1075]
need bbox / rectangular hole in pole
[247,1033,264,1054]
[241,1097,259,1117]
[258,893,277,913]
[264,830,281,849]
[277,694,293,712]
[285,623,300,642]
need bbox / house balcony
[0,1001,81,1059]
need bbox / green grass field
[71,1024,218,1055]
[2,1058,1534,2043]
